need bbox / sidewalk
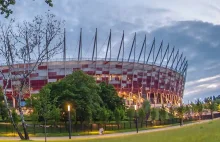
[1,118,219,141]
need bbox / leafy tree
[99,82,124,112]
[205,100,217,119]
[30,109,39,134]
[11,109,19,124]
[168,105,175,119]
[159,105,167,124]
[62,71,102,124]
[176,105,185,126]
[195,99,204,120]
[114,108,125,129]
[30,87,59,142]
[98,107,111,124]
[142,100,151,120]
[138,108,145,127]
[215,99,220,104]
[185,105,191,118]
[126,107,135,128]
[0,0,53,18]
[44,71,102,124]
[0,91,7,120]
[50,106,61,126]
[151,108,157,125]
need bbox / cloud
[0,0,220,102]
[186,74,220,86]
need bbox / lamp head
[68,105,70,112]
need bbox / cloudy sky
[1,0,220,102]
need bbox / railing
[0,113,219,135]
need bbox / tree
[176,105,185,126]
[138,108,145,127]
[99,82,124,112]
[191,102,198,118]
[0,89,7,120]
[29,109,39,134]
[185,105,191,119]
[29,87,59,142]
[142,100,151,120]
[44,70,103,125]
[151,108,157,125]
[205,100,217,119]
[195,99,204,120]
[0,0,53,18]
[168,105,175,123]
[159,105,167,124]
[114,108,125,129]
[98,107,111,124]
[11,108,19,124]
[126,107,135,128]
[168,105,174,119]
[0,14,63,140]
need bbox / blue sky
[1,0,220,102]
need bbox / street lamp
[134,105,138,133]
[68,105,71,139]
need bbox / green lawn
[0,119,220,142]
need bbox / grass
[0,119,220,142]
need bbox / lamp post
[68,105,71,139]
[134,105,138,133]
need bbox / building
[0,30,188,107]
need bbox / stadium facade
[0,29,188,107]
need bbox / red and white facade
[0,58,185,107]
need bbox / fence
[0,113,220,135]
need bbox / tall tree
[0,14,63,140]
[142,100,151,120]
[114,108,125,129]
[138,108,145,127]
[29,87,59,142]
[45,70,103,124]
[151,108,157,125]
[195,99,203,120]
[205,99,217,119]
[185,105,191,119]
[0,88,7,120]
[0,0,53,18]
[159,105,167,124]
[126,107,135,128]
[99,82,124,112]
[176,105,185,126]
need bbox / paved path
[1,118,219,141]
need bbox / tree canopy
[0,0,53,18]
[29,70,125,124]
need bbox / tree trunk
[2,80,25,140]
[17,91,29,140]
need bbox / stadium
[0,29,188,107]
